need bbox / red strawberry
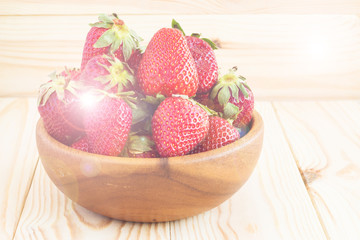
[194,92,223,114]
[71,136,89,152]
[127,49,143,74]
[137,28,198,97]
[60,67,81,81]
[191,116,240,153]
[81,14,142,71]
[152,97,209,157]
[83,91,132,156]
[210,67,254,128]
[80,54,134,93]
[172,19,219,94]
[126,135,159,158]
[38,69,83,145]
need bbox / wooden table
[1,2,360,239]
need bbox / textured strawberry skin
[152,97,209,157]
[84,96,132,156]
[230,87,254,128]
[186,36,218,94]
[60,68,81,81]
[127,49,143,73]
[81,54,135,94]
[81,55,113,89]
[195,92,223,113]
[81,27,125,71]
[137,28,198,97]
[71,136,89,152]
[38,91,83,145]
[191,116,240,153]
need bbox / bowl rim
[37,110,263,166]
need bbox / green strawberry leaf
[229,84,239,101]
[171,19,186,36]
[93,29,115,48]
[243,80,252,91]
[144,94,165,105]
[238,82,249,98]
[48,71,57,80]
[192,99,218,116]
[201,38,218,50]
[223,102,240,120]
[98,14,115,24]
[89,22,112,29]
[218,86,231,105]
[210,83,223,100]
[110,37,122,53]
[131,101,153,125]
[122,37,134,61]
[128,135,155,153]
[129,29,143,42]
[191,33,201,38]
[238,74,246,81]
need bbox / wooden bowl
[36,110,264,222]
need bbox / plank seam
[271,102,330,240]
[11,156,40,240]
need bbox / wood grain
[35,111,263,222]
[1,15,360,99]
[0,98,39,239]
[13,163,170,240]
[170,102,327,239]
[0,0,360,15]
[273,101,360,239]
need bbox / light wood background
[0,1,360,239]
[1,5,360,99]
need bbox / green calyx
[144,93,166,105]
[171,19,218,50]
[91,13,143,61]
[171,94,218,116]
[210,67,250,106]
[37,70,81,106]
[128,135,155,154]
[222,102,242,121]
[95,54,135,93]
[114,91,137,109]
[130,92,159,127]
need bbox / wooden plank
[273,100,360,239]
[0,0,360,15]
[1,15,360,99]
[170,102,327,239]
[0,98,39,239]
[14,161,170,239]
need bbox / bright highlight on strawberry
[80,91,97,109]
[37,14,255,158]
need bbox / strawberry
[172,19,219,94]
[191,116,240,154]
[80,54,134,93]
[152,96,209,157]
[83,91,132,156]
[137,28,198,97]
[60,67,81,81]
[38,69,83,145]
[81,13,142,71]
[71,136,89,152]
[125,135,159,158]
[127,49,143,74]
[194,92,223,114]
[210,67,254,128]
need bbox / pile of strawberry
[37,14,254,158]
